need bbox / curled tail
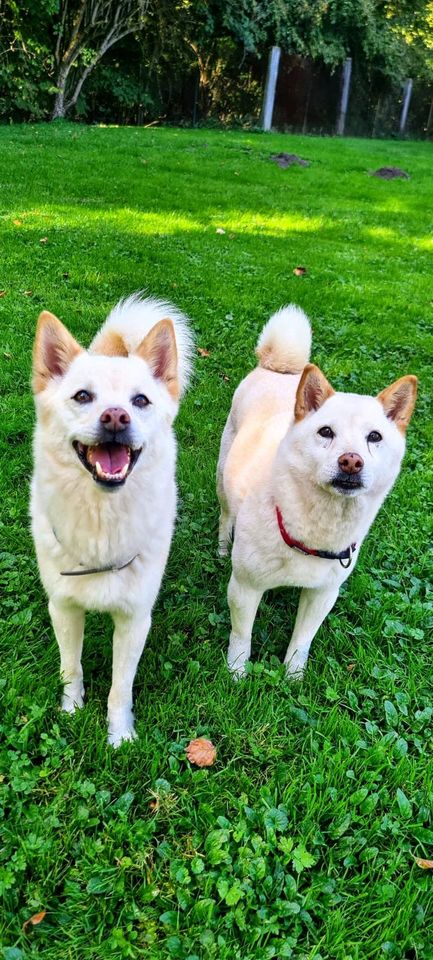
[255,304,312,374]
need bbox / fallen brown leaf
[39,237,48,244]
[197,347,211,358]
[347,663,356,672]
[293,266,307,276]
[414,857,433,869]
[186,737,216,767]
[0,291,6,297]
[23,910,47,932]
[24,290,33,297]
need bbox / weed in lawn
[0,124,432,959]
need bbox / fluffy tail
[90,292,194,396]
[255,304,311,374]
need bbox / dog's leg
[49,600,85,712]
[284,585,339,678]
[218,508,234,557]
[217,415,235,556]
[107,611,151,747]
[227,574,262,678]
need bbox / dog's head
[286,364,417,499]
[32,311,179,490]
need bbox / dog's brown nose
[338,452,364,475]
[100,407,130,432]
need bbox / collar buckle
[339,544,353,569]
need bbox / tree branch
[53,0,149,117]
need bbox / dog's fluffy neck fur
[33,426,175,570]
[270,442,385,555]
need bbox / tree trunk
[52,68,70,119]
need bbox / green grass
[1,124,433,960]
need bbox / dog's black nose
[338,452,364,475]
[99,407,130,432]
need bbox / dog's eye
[367,430,382,443]
[132,394,150,408]
[318,426,334,439]
[72,390,93,404]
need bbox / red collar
[275,506,356,569]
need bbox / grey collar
[53,529,138,577]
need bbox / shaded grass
[0,124,432,960]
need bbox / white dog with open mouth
[31,294,193,746]
[217,305,417,679]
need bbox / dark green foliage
[0,124,433,957]
[1,1,433,127]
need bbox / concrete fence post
[336,58,352,135]
[399,79,413,135]
[261,46,281,131]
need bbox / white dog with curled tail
[31,294,194,746]
[217,305,417,679]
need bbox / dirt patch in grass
[271,152,310,168]
[371,166,410,179]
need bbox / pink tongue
[88,443,130,474]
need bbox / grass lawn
[1,123,433,960]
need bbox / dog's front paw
[227,640,249,680]
[108,708,137,747]
[61,683,84,713]
[228,659,248,680]
[284,654,306,681]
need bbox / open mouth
[331,477,364,495]
[73,441,142,488]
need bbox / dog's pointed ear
[33,311,83,393]
[135,319,179,400]
[377,375,417,433]
[294,363,335,422]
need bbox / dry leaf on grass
[22,910,47,932]
[293,266,307,276]
[24,290,33,297]
[0,291,6,297]
[186,737,216,767]
[39,237,48,244]
[414,857,433,869]
[197,347,211,358]
[347,663,356,672]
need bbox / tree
[51,0,148,119]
